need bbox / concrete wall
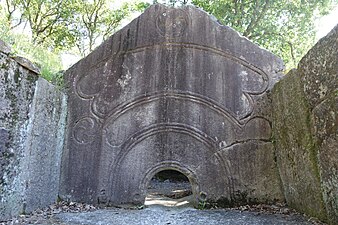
[272,25,338,224]
[0,46,67,220]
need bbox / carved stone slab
[60,4,284,206]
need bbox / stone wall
[272,25,337,224]
[0,43,67,220]
[0,5,336,224]
[60,4,284,207]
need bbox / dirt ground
[0,198,327,225]
[0,179,327,225]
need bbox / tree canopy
[156,0,337,69]
[1,0,148,52]
[0,0,336,80]
[0,0,148,80]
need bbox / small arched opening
[145,169,194,207]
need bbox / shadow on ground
[53,205,314,225]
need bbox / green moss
[272,71,327,221]
[1,62,9,70]
[297,88,321,182]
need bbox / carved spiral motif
[73,117,100,144]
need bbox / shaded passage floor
[1,203,323,225]
[146,174,193,207]
[56,207,313,225]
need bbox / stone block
[272,25,338,224]
[0,40,11,55]
[0,51,66,219]
[22,78,67,213]
[272,70,326,220]
[60,4,284,207]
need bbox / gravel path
[54,206,315,225]
[1,200,326,225]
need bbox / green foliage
[0,0,147,79]
[133,1,151,11]
[2,0,146,55]
[0,14,14,44]
[197,200,206,210]
[193,0,336,69]
[4,0,79,50]
[74,0,149,56]
[2,0,336,73]
[74,0,131,56]
[157,0,336,69]
[11,34,62,81]
[0,14,62,81]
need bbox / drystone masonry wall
[272,25,338,224]
[60,4,285,207]
[0,41,67,220]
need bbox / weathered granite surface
[272,70,326,219]
[0,50,67,220]
[0,40,11,55]
[60,4,284,207]
[303,26,338,224]
[272,25,338,224]
[22,78,67,213]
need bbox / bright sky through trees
[63,1,337,69]
[1,1,337,73]
[316,5,338,39]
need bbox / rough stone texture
[0,40,11,55]
[298,26,338,224]
[60,4,284,207]
[12,56,40,75]
[272,25,338,224]
[0,51,38,219]
[272,70,326,219]
[217,141,283,206]
[0,50,67,220]
[22,78,67,213]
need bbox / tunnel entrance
[145,169,193,207]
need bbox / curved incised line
[75,41,270,100]
[138,161,199,198]
[100,90,245,127]
[239,92,254,120]
[124,42,270,94]
[74,68,102,100]
[123,123,216,150]
[109,123,217,181]
[109,160,200,203]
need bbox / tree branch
[243,0,270,37]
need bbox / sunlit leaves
[157,0,336,69]
[190,0,336,69]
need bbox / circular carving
[133,193,142,202]
[93,97,113,117]
[73,117,100,144]
[98,189,108,204]
[199,191,207,201]
[156,9,189,38]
